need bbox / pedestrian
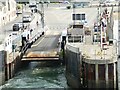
[30,29,33,35]
[36,21,38,26]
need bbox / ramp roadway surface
[22,31,61,61]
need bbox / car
[23,15,31,22]
[73,4,82,8]
[16,10,22,14]
[13,23,24,31]
[66,6,71,9]
[47,0,50,4]
[39,0,44,4]
[36,1,39,4]
[44,0,50,3]
[62,1,70,4]
[31,7,37,13]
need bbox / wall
[65,43,118,88]
[65,44,82,88]
[0,45,6,85]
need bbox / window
[81,14,85,20]
[72,14,85,20]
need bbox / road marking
[31,37,45,48]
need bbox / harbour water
[1,61,69,89]
[1,59,120,89]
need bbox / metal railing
[21,42,30,54]
[67,35,83,43]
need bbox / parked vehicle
[59,0,70,4]
[29,0,37,7]
[39,0,44,4]
[44,0,50,3]
[13,22,24,31]
[30,6,37,13]
[23,15,31,22]
[66,6,71,9]
[62,1,70,4]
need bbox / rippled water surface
[1,62,68,89]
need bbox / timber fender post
[60,41,65,65]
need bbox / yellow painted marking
[31,37,45,48]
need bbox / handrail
[21,42,30,54]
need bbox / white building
[113,9,120,56]
[0,1,6,26]
[0,0,16,26]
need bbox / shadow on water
[20,61,62,70]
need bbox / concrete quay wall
[65,44,118,89]
[4,52,22,81]
[0,50,6,86]
[65,44,82,88]
[82,57,117,88]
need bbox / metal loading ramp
[22,50,60,61]
[21,30,61,62]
